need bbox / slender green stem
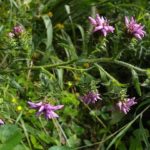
[55,119,71,146]
[52,119,62,143]
[80,58,146,73]
[0,58,146,74]
[39,118,49,135]
[113,59,146,73]
[83,102,107,129]
[58,66,94,71]
[52,119,70,146]
[0,59,77,73]
[26,59,77,70]
[20,119,32,149]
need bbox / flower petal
[27,101,43,108]
[93,26,103,32]
[45,111,59,119]
[0,119,4,125]
[88,17,97,25]
[125,16,129,26]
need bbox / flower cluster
[89,14,146,40]
[80,91,102,104]
[89,14,115,36]
[27,101,64,119]
[125,16,146,40]
[9,25,24,38]
[117,97,137,114]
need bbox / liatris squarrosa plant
[89,14,115,36]
[117,97,137,114]
[80,91,102,104]
[27,101,64,119]
[125,16,146,40]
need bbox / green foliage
[0,0,150,149]
[48,146,72,150]
[0,125,23,150]
[42,15,53,50]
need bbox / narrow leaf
[131,69,141,96]
[42,15,53,50]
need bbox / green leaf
[38,131,58,144]
[61,91,79,106]
[116,141,127,150]
[0,26,3,33]
[42,15,53,50]
[13,144,29,150]
[10,80,24,93]
[0,98,3,104]
[110,111,124,125]
[146,69,150,78]
[56,69,64,89]
[129,129,144,150]
[67,134,80,147]
[58,30,78,60]
[48,146,73,150]
[9,0,18,8]
[30,135,43,150]
[76,24,86,55]
[139,118,150,149]
[131,69,141,96]
[0,125,22,150]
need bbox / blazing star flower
[80,91,102,104]
[0,119,4,125]
[117,97,137,114]
[125,16,146,40]
[13,25,24,36]
[27,101,64,119]
[8,25,24,38]
[88,14,115,36]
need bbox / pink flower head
[13,25,24,36]
[80,91,102,104]
[8,25,24,38]
[89,14,115,36]
[28,101,64,119]
[125,16,146,40]
[117,97,137,114]
[0,119,4,125]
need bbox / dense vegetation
[0,0,150,149]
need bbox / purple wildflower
[80,91,102,104]
[28,101,64,119]
[89,14,115,36]
[13,25,24,36]
[125,16,146,40]
[0,119,4,125]
[8,25,24,38]
[117,97,137,114]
